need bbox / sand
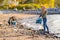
[0,14,59,40]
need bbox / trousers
[43,17,49,33]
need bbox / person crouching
[8,16,17,27]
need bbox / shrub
[32,4,41,9]
[24,5,33,9]
[16,6,23,10]
[0,6,4,10]
[8,4,16,9]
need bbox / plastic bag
[12,21,17,25]
[36,17,42,24]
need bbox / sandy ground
[0,14,59,40]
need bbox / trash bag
[12,21,17,25]
[36,17,42,24]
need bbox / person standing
[39,6,49,34]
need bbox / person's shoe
[46,31,49,34]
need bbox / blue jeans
[43,17,49,33]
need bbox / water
[19,16,43,30]
[47,15,60,34]
[19,15,60,34]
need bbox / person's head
[11,16,16,19]
[41,6,46,10]
[11,16,14,18]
